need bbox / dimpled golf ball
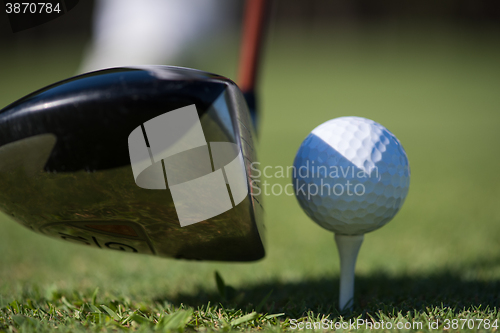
[293,116,410,235]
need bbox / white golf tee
[334,234,364,311]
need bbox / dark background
[1,0,499,44]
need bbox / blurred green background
[0,0,499,314]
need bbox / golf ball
[293,116,410,235]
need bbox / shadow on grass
[156,269,500,317]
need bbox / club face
[0,66,265,261]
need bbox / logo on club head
[128,104,248,227]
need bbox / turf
[1,23,500,332]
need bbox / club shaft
[237,0,269,94]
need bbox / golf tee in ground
[335,234,364,311]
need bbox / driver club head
[0,65,265,261]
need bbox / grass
[1,23,500,331]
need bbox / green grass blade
[231,312,259,327]
[265,313,285,319]
[101,304,121,321]
[91,287,99,306]
[89,304,101,313]
[256,289,273,312]
[61,296,76,310]
[129,313,152,325]
[156,309,193,332]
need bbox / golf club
[0,0,269,262]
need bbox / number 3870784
[6,2,61,14]
[443,319,498,330]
